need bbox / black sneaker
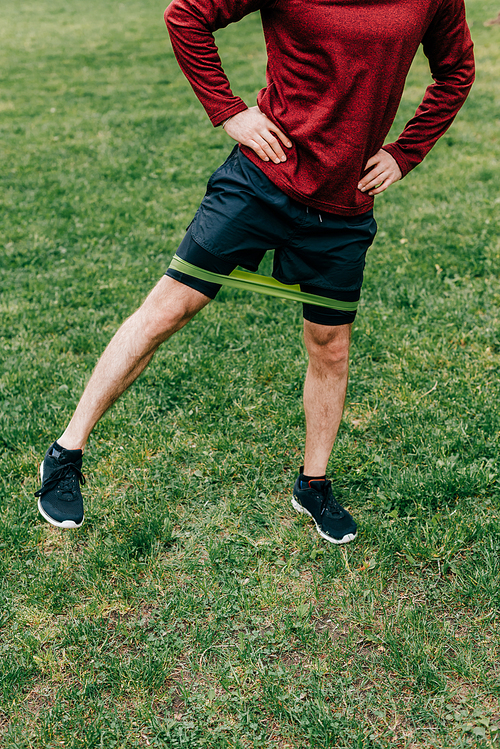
[35,442,85,528]
[292,472,357,544]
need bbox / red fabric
[165,0,474,215]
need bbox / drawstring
[306,205,322,223]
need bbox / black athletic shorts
[166,146,377,325]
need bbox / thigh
[186,146,293,270]
[166,147,296,298]
[165,228,236,299]
[143,273,212,318]
[273,209,377,326]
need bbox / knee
[136,277,207,343]
[140,301,193,343]
[305,324,351,368]
[311,339,350,369]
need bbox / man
[35,0,474,543]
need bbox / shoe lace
[34,463,86,499]
[319,481,344,519]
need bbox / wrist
[221,115,235,130]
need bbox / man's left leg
[292,320,357,544]
[302,320,351,476]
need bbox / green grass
[1,0,500,746]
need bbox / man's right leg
[59,275,211,451]
[36,276,211,528]
[36,145,295,527]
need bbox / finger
[368,181,391,196]
[247,139,272,162]
[260,132,287,162]
[267,122,293,148]
[368,174,398,196]
[358,170,386,192]
[247,136,286,163]
[254,134,283,164]
[364,154,383,171]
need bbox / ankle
[299,466,327,490]
[301,471,326,480]
[57,435,86,453]
[301,465,327,479]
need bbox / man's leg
[291,320,356,544]
[59,276,211,451]
[36,276,210,528]
[302,320,351,476]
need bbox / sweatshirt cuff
[210,100,249,128]
[381,143,412,179]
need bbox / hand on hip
[223,106,293,164]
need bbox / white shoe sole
[292,496,357,545]
[37,462,84,529]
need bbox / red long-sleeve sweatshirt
[164,0,474,215]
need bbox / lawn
[1,1,500,746]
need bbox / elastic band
[168,255,359,312]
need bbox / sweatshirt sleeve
[383,0,475,177]
[164,0,271,127]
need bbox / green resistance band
[168,255,358,312]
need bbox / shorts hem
[302,304,357,326]
[165,268,221,299]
